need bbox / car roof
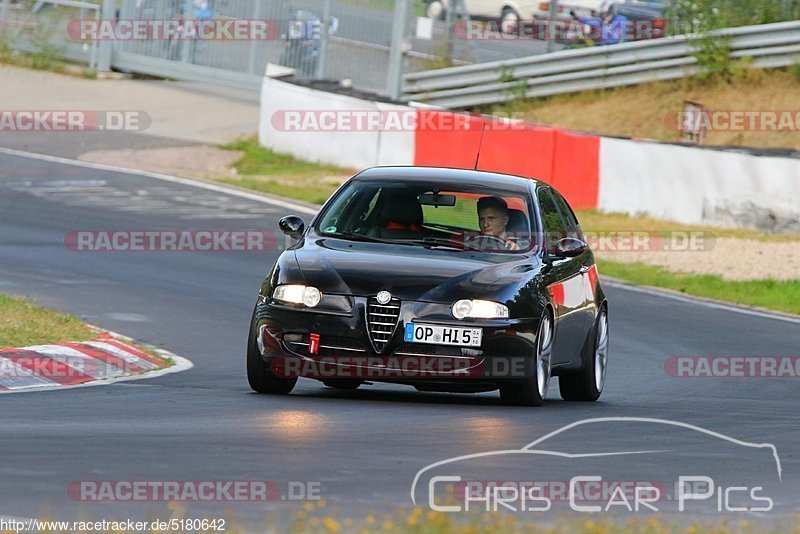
[352,166,541,193]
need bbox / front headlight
[452,299,509,319]
[272,284,322,307]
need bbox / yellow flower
[406,515,418,526]
[303,502,315,512]
[365,515,376,525]
[317,499,328,508]
[382,519,393,531]
[323,517,341,532]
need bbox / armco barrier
[259,77,799,230]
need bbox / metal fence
[403,20,800,108]
[0,0,560,97]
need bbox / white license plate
[404,323,482,347]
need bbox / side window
[536,187,568,251]
[549,189,584,241]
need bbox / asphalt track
[0,149,798,528]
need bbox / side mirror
[279,215,305,239]
[552,237,588,258]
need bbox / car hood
[292,236,542,303]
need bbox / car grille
[284,335,367,357]
[367,297,401,353]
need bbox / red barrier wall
[550,130,600,210]
[413,111,485,169]
[476,122,556,181]
[413,110,600,209]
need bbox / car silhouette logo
[376,291,392,305]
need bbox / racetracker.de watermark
[67,19,281,40]
[458,231,714,252]
[67,480,321,501]
[0,356,149,379]
[664,110,800,132]
[453,19,662,41]
[0,111,150,132]
[665,356,800,378]
[65,230,279,252]
[270,110,535,132]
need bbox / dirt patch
[596,237,800,281]
[78,145,243,179]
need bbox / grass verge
[0,293,94,348]
[217,138,353,205]
[598,261,800,315]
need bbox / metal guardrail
[402,21,800,108]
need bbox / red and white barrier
[260,76,800,230]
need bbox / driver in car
[477,196,520,251]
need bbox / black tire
[560,307,608,402]
[499,310,553,407]
[247,310,297,394]
[322,379,362,390]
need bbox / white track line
[0,146,319,216]
[602,278,800,326]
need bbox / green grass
[217,138,352,205]
[598,261,800,315]
[576,210,799,242]
[0,293,94,348]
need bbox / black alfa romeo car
[247,167,608,406]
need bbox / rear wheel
[499,310,553,406]
[560,307,608,401]
[247,311,297,394]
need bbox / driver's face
[479,207,509,236]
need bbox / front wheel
[499,310,553,406]
[247,311,297,394]
[560,307,608,401]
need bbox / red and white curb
[0,330,192,393]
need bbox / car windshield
[315,180,537,253]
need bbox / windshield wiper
[327,231,412,245]
[399,236,480,251]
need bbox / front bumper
[254,296,539,386]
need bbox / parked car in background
[605,0,667,40]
